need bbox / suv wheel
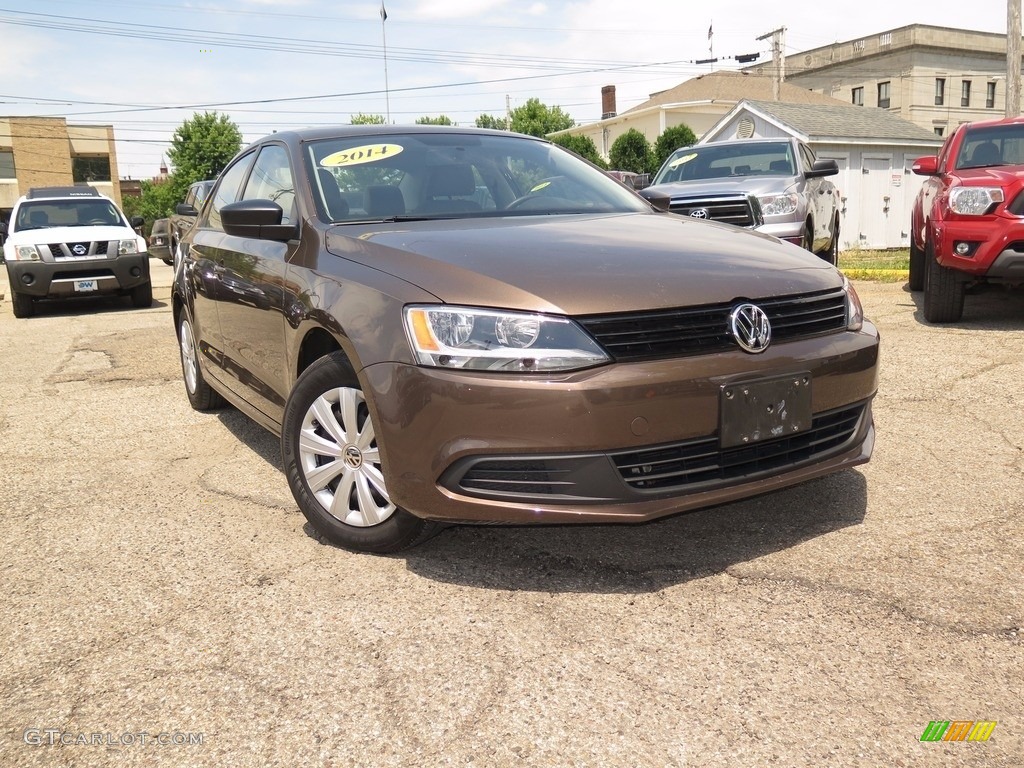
[281,352,439,553]
[131,280,153,308]
[178,312,225,410]
[908,237,925,291]
[11,291,34,318]
[923,243,965,323]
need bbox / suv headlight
[12,245,42,261]
[757,193,800,216]
[118,239,139,255]
[949,187,1003,215]
[843,275,864,331]
[404,306,610,372]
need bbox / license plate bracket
[73,279,98,293]
[720,373,812,448]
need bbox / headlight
[12,245,42,261]
[949,186,1003,215]
[404,306,610,372]
[757,193,800,216]
[843,276,863,332]
[118,239,139,255]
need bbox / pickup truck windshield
[956,124,1024,169]
[654,142,796,184]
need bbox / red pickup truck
[910,116,1024,322]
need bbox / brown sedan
[172,125,878,553]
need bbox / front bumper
[361,324,880,524]
[932,215,1024,280]
[5,254,150,298]
[757,220,805,245]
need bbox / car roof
[240,124,541,152]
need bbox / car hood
[5,225,138,246]
[324,212,840,316]
[646,177,796,198]
[954,165,1024,183]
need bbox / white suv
[2,186,150,318]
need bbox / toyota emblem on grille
[689,208,710,219]
[728,303,772,353]
[72,244,88,256]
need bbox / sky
[0,0,1012,178]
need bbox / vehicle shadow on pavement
[907,283,1024,328]
[401,470,868,594]
[17,296,169,316]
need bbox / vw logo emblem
[342,445,363,470]
[72,244,88,256]
[728,303,772,353]
[689,208,710,219]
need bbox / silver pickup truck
[640,137,841,264]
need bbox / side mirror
[911,156,939,176]
[637,188,672,212]
[176,203,199,216]
[806,159,839,178]
[221,199,297,242]
[130,216,145,228]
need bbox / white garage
[701,100,943,250]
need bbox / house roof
[733,100,943,144]
[622,70,850,114]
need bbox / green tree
[551,134,607,169]
[415,115,453,125]
[509,98,574,137]
[121,180,179,234]
[350,113,386,125]
[609,129,656,174]
[166,111,243,197]
[653,124,698,169]
[475,114,507,130]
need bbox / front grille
[613,403,865,491]
[668,194,758,227]
[457,458,582,496]
[47,241,113,260]
[577,287,848,362]
[52,268,116,281]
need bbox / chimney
[601,85,617,119]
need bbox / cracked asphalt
[0,260,1021,767]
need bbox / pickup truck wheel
[800,221,814,252]
[923,244,965,323]
[281,352,441,554]
[818,215,839,265]
[11,290,34,318]
[908,238,925,291]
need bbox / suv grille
[47,241,113,260]
[577,288,849,362]
[612,404,865,491]
[668,194,760,227]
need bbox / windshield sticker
[530,181,552,193]
[321,144,404,168]
[668,153,698,170]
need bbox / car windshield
[305,132,650,223]
[15,199,123,231]
[653,142,796,184]
[955,124,1024,169]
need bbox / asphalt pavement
[0,259,1021,767]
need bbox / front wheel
[131,280,153,308]
[818,215,839,265]
[11,291,34,318]
[281,352,439,553]
[922,244,965,323]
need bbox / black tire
[818,214,839,265]
[922,243,965,323]
[800,220,814,252]
[177,311,225,411]
[131,280,153,308]
[11,291,34,318]
[281,351,439,554]
[908,237,925,291]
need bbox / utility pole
[506,94,512,131]
[1008,0,1022,117]
[757,27,787,101]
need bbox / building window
[0,150,15,180]
[987,81,996,109]
[934,127,945,137]
[934,78,945,106]
[961,80,971,108]
[72,155,111,183]
[852,87,864,106]
[879,32,892,47]
[877,81,891,109]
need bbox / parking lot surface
[1,260,1021,767]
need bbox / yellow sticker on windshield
[668,153,698,169]
[321,143,403,168]
[530,181,552,192]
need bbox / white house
[701,100,944,249]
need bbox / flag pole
[381,3,391,123]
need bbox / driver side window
[205,153,256,232]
